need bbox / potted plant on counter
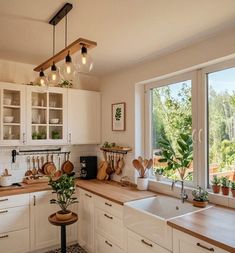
[231,181,235,197]
[221,177,230,196]
[211,175,221,194]
[192,186,209,208]
[49,174,78,221]
[153,168,165,181]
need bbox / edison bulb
[60,52,76,82]
[34,70,48,87]
[77,46,93,73]
[48,63,61,86]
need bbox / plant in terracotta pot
[211,175,221,194]
[221,177,230,196]
[49,174,78,221]
[192,186,209,208]
[231,181,235,197]
[153,168,165,181]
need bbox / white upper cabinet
[0,82,26,146]
[26,86,68,145]
[68,89,101,144]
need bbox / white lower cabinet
[0,193,30,253]
[127,229,170,253]
[78,189,95,253]
[173,229,229,253]
[96,233,124,253]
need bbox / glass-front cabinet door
[27,86,67,145]
[0,82,26,145]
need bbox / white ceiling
[1,0,235,76]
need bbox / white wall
[100,25,235,182]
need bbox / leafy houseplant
[192,186,209,208]
[211,175,221,194]
[231,181,235,197]
[158,133,193,181]
[221,177,230,196]
[49,174,78,221]
[153,168,165,181]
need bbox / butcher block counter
[76,179,156,205]
[168,206,235,253]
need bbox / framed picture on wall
[112,102,126,131]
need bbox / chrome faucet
[171,180,188,203]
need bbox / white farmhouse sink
[124,195,212,251]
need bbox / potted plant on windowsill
[211,175,221,194]
[221,176,230,196]
[153,168,165,181]
[192,186,209,208]
[49,174,78,221]
[231,181,235,197]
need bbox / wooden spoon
[25,156,32,176]
[147,159,153,169]
[31,156,37,176]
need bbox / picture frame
[112,102,126,131]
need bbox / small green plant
[221,177,230,188]
[192,186,208,202]
[153,168,165,175]
[32,132,38,140]
[115,107,122,121]
[231,181,235,190]
[49,174,78,212]
[59,79,73,88]
[52,130,60,139]
[211,175,220,185]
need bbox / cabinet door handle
[141,239,153,247]
[197,243,214,252]
[33,195,36,206]
[0,198,8,202]
[198,129,203,143]
[0,235,9,239]
[0,210,8,214]
[105,240,112,247]
[104,213,113,220]
[23,133,26,144]
[85,193,92,198]
[105,202,112,207]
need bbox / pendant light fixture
[35,69,48,86]
[33,3,97,76]
[48,24,61,85]
[77,44,93,73]
[60,13,76,81]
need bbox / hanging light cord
[53,24,55,56]
[65,14,68,47]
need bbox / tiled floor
[45,244,87,253]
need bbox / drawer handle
[85,193,92,198]
[105,240,113,247]
[141,239,153,247]
[0,198,8,202]
[0,235,9,239]
[105,202,112,207]
[0,210,8,214]
[104,213,113,220]
[197,243,214,252]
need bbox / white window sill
[148,179,235,209]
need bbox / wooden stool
[48,212,78,253]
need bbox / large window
[207,67,235,184]
[146,60,235,189]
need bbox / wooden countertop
[167,206,235,253]
[76,179,156,205]
[0,182,51,197]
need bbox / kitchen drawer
[95,195,123,218]
[95,207,124,248]
[173,229,230,253]
[127,229,170,253]
[80,188,95,199]
[0,193,29,209]
[96,233,124,253]
[0,229,30,253]
[0,205,29,233]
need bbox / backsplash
[0,145,99,183]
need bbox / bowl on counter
[3,98,12,105]
[50,118,59,124]
[0,175,12,187]
[4,116,14,123]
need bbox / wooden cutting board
[0,184,24,191]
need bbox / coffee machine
[80,156,97,179]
